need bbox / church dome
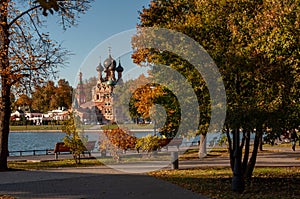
[107,79,116,86]
[96,62,104,72]
[116,61,124,72]
[103,55,116,70]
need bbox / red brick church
[74,52,124,124]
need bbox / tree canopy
[132,0,300,192]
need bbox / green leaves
[62,111,86,164]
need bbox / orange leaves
[103,128,137,151]
[131,83,165,119]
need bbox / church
[74,52,124,124]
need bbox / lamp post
[153,119,156,136]
[150,85,157,136]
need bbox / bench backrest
[54,142,70,153]
[168,138,183,146]
[54,141,96,153]
[160,138,183,147]
[84,141,96,151]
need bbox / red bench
[53,142,71,159]
[54,141,96,159]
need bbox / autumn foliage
[101,128,137,151]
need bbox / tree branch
[8,5,41,28]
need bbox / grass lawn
[149,167,300,199]
[8,158,103,170]
[151,148,300,199]
[9,123,154,132]
[10,125,64,131]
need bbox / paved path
[1,146,300,199]
[0,167,206,199]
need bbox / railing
[8,149,53,157]
[8,141,200,157]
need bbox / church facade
[75,53,124,124]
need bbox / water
[8,132,100,156]
[8,131,152,153]
[9,132,65,152]
[7,131,227,156]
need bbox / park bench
[83,140,96,157]
[53,142,71,159]
[53,141,96,159]
[160,138,183,150]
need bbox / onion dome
[96,62,104,72]
[107,79,116,86]
[116,60,124,72]
[103,55,116,70]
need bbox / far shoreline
[9,129,102,133]
[10,130,63,133]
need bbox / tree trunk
[242,131,250,174]
[231,128,244,193]
[225,127,234,171]
[0,86,11,171]
[259,132,263,151]
[198,133,207,158]
[245,126,262,179]
[0,2,12,171]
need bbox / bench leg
[55,153,58,160]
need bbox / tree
[14,93,32,110]
[132,0,212,158]
[62,111,87,164]
[130,83,181,138]
[0,0,93,171]
[132,0,300,193]
[31,85,46,112]
[55,79,73,109]
[30,79,73,112]
[83,76,97,102]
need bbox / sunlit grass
[8,158,103,170]
[149,167,300,199]
[10,125,63,131]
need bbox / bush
[135,135,163,153]
[99,128,137,161]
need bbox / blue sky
[45,0,151,87]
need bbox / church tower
[75,49,124,124]
[92,50,124,123]
[76,71,86,105]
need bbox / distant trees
[83,76,97,102]
[31,79,73,112]
[14,94,32,110]
[12,79,73,113]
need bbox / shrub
[99,128,137,161]
[136,135,163,153]
[62,111,87,164]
